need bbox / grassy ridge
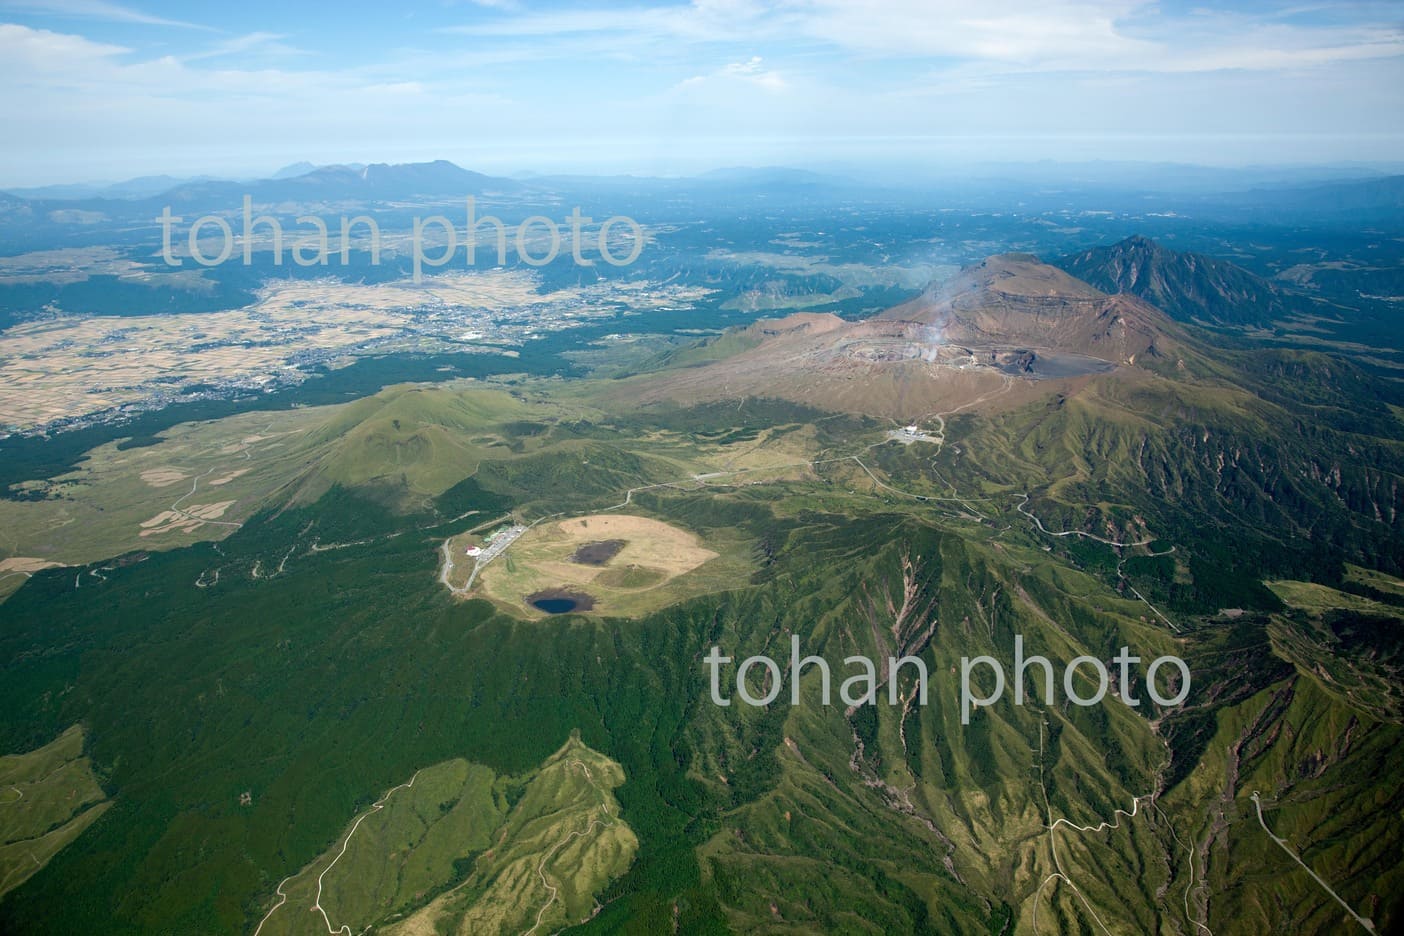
[252,736,636,936]
[0,726,109,900]
[387,736,636,935]
[0,379,1399,933]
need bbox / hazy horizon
[1,0,1400,186]
[6,151,1404,194]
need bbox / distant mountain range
[159,160,525,205]
[0,160,525,210]
[1,161,1400,226]
[1192,174,1404,223]
[5,174,220,201]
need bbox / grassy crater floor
[476,513,748,619]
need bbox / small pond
[526,587,597,614]
[569,540,627,565]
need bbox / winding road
[251,770,423,936]
[521,758,615,936]
[1250,791,1375,932]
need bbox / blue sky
[1,0,1401,184]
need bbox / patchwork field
[0,269,714,431]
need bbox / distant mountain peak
[1057,235,1291,327]
[161,159,522,206]
[271,161,318,180]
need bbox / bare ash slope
[879,252,1185,366]
[624,253,1196,420]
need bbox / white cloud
[0,22,536,182]
[679,55,786,91]
[444,0,1404,74]
[797,0,1153,64]
[0,3,1400,183]
[0,21,128,72]
[0,0,209,29]
[442,1,777,46]
[179,32,307,63]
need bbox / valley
[0,239,1400,935]
[2,1,1401,930]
